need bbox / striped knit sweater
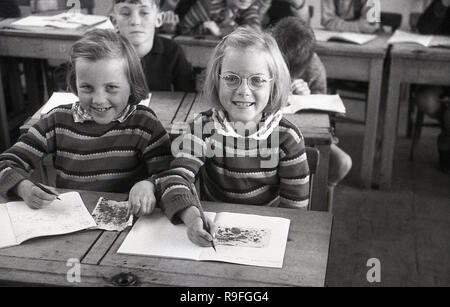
[158,109,310,223]
[0,104,172,197]
[321,0,372,33]
[179,0,265,35]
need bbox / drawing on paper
[91,198,132,232]
[215,226,271,248]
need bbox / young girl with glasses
[157,26,310,247]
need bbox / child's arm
[0,112,58,206]
[178,0,211,35]
[321,0,379,33]
[277,121,310,209]
[240,2,265,29]
[158,116,207,222]
[128,115,173,217]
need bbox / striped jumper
[158,109,310,223]
[0,104,172,197]
[179,0,265,35]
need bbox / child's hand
[161,11,179,33]
[180,206,217,247]
[357,19,380,34]
[203,21,222,37]
[14,180,58,209]
[128,180,157,217]
[291,79,311,96]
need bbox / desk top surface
[390,43,450,61]
[0,190,333,287]
[174,33,390,58]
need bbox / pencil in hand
[34,182,61,200]
[198,206,217,252]
[191,183,216,252]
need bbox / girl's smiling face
[76,58,131,125]
[219,47,272,125]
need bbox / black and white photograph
[0,0,449,291]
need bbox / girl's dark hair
[68,29,149,105]
[271,16,316,79]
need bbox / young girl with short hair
[0,29,172,217]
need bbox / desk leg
[0,61,11,151]
[311,144,330,212]
[361,59,383,188]
[380,59,402,190]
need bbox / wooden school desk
[0,19,85,151]
[0,190,333,287]
[380,44,450,189]
[20,91,332,212]
[174,34,390,189]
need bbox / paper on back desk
[40,92,152,115]
[282,94,346,114]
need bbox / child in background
[272,17,352,203]
[414,0,450,173]
[111,0,195,92]
[0,30,172,217]
[264,0,310,27]
[158,27,310,247]
[321,0,379,33]
[178,0,268,37]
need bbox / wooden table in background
[174,34,390,189]
[0,190,333,287]
[380,44,450,189]
[0,19,85,151]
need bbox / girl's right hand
[15,180,58,209]
[180,206,217,247]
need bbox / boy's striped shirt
[158,109,310,223]
[179,0,263,35]
[0,104,172,197]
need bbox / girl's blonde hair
[202,26,291,114]
[68,29,149,105]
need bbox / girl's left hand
[291,79,311,96]
[128,181,157,217]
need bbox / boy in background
[321,0,379,33]
[178,0,268,36]
[111,0,195,92]
[414,0,450,173]
[272,16,352,205]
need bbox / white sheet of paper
[40,92,79,115]
[0,205,17,249]
[118,210,290,268]
[199,212,291,268]
[314,29,376,45]
[387,30,433,47]
[6,192,96,244]
[282,94,346,114]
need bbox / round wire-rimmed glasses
[219,73,273,91]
